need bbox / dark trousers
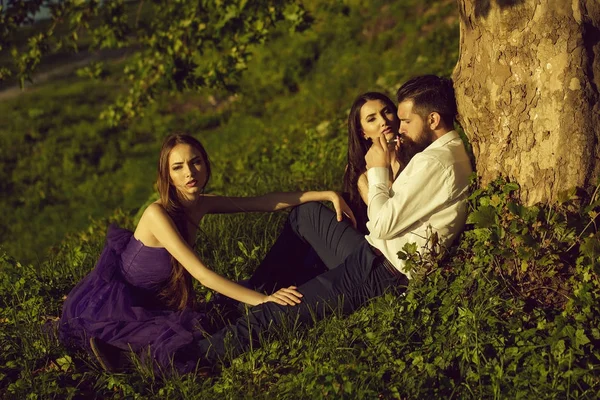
[190,202,408,366]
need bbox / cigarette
[388,134,405,145]
[387,135,400,144]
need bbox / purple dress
[59,224,205,373]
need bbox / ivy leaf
[575,329,590,349]
[522,206,540,223]
[552,339,566,356]
[56,355,73,372]
[489,194,503,208]
[466,205,497,228]
[557,187,578,204]
[502,182,519,194]
[580,234,600,263]
[402,242,418,255]
[507,201,522,216]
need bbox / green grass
[1,0,459,263]
[1,0,599,398]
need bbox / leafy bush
[395,178,600,398]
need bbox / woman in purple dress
[59,133,355,375]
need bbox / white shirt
[365,130,473,278]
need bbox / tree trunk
[453,0,600,205]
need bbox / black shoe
[89,337,131,373]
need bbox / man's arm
[364,133,451,240]
[366,155,450,240]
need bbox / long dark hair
[156,133,211,311]
[342,92,397,233]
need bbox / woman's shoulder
[137,201,175,230]
[137,201,172,222]
[134,202,169,246]
[357,172,369,188]
[144,201,166,214]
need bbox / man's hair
[396,75,457,128]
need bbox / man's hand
[365,133,390,169]
[328,191,357,228]
[264,286,303,306]
[393,135,402,153]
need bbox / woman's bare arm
[138,203,302,306]
[199,191,356,228]
[357,173,369,205]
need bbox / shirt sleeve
[366,154,451,240]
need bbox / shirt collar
[425,130,459,151]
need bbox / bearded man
[189,74,473,370]
[363,74,473,277]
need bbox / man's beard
[397,126,436,167]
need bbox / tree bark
[453,0,600,205]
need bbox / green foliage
[1,0,311,126]
[1,0,461,262]
[361,178,600,398]
[3,0,599,398]
[0,77,163,262]
[462,178,595,309]
[0,211,131,399]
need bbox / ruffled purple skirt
[59,225,207,374]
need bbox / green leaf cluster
[462,178,599,310]
[387,177,600,397]
[1,0,311,126]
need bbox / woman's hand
[264,286,303,306]
[365,133,390,169]
[328,191,357,229]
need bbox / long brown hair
[156,133,212,311]
[342,92,397,233]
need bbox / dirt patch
[0,48,131,102]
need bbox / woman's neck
[179,200,201,245]
[179,193,208,229]
[180,196,197,210]
[178,190,203,209]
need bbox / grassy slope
[1,0,599,398]
[0,0,458,263]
